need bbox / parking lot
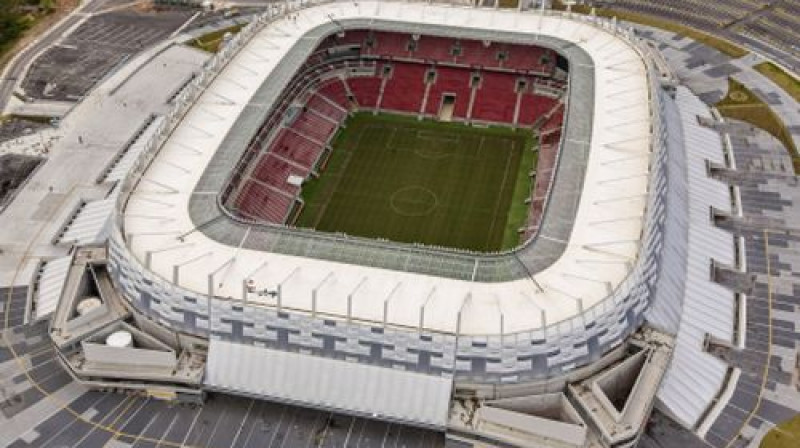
[22,7,194,101]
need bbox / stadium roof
[656,87,735,428]
[120,2,653,335]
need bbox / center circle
[390,186,438,217]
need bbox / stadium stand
[347,76,382,108]
[423,66,472,118]
[289,108,337,143]
[225,30,566,226]
[518,87,558,126]
[235,181,296,223]
[371,31,413,58]
[307,92,348,122]
[504,43,555,73]
[456,39,499,67]
[471,71,518,123]
[270,129,325,168]
[316,78,351,109]
[413,34,456,62]
[379,62,428,113]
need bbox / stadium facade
[44,1,740,446]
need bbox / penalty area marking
[389,185,439,217]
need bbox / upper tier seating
[229,31,565,226]
[380,63,428,113]
[423,66,472,118]
[471,71,518,123]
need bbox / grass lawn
[296,112,536,252]
[761,415,800,448]
[716,77,800,173]
[189,24,246,53]
[551,1,747,58]
[754,61,800,103]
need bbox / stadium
[7,0,788,447]
[114,0,668,439]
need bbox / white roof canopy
[205,339,453,429]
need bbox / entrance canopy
[205,339,453,429]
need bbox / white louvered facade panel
[58,198,115,246]
[657,87,735,428]
[205,339,453,429]
[35,256,72,320]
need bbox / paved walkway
[703,122,800,448]
[0,43,209,289]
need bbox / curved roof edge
[117,2,653,336]
[186,19,590,283]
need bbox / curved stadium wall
[107,1,670,385]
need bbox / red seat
[235,181,294,224]
[308,93,348,122]
[413,35,455,62]
[380,63,427,113]
[518,92,557,126]
[457,40,501,68]
[290,109,337,143]
[270,130,325,168]
[372,31,411,58]
[424,66,471,118]
[348,77,382,108]
[471,71,518,123]
[318,78,350,108]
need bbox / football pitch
[295,113,537,252]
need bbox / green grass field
[761,415,800,448]
[295,113,536,252]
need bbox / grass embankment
[551,1,747,58]
[297,112,535,252]
[761,415,800,448]
[716,77,800,172]
[0,0,59,73]
[754,61,800,103]
[189,24,246,53]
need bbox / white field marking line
[229,398,256,447]
[355,418,367,448]
[102,397,151,447]
[484,143,515,249]
[310,123,368,227]
[342,416,357,447]
[236,400,264,448]
[201,398,230,447]
[156,412,180,446]
[130,405,162,445]
[314,413,335,447]
[179,404,204,447]
[304,411,325,448]
[267,404,288,448]
[380,423,392,448]
[277,407,299,448]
